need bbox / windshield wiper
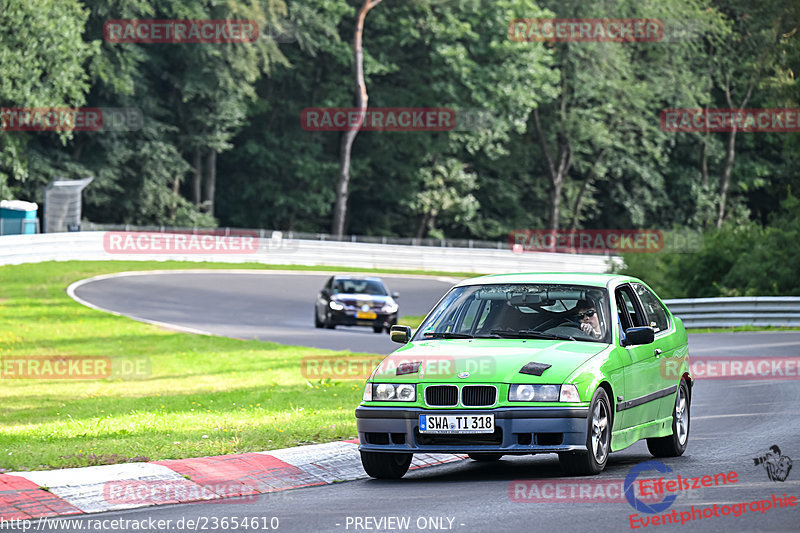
[490,329,576,341]
[422,332,501,339]
[422,332,474,339]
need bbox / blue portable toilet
[0,200,39,235]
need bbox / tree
[331,0,382,238]
[0,0,96,199]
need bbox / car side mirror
[390,325,412,344]
[391,291,400,299]
[321,288,330,297]
[623,326,655,347]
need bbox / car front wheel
[647,379,690,457]
[559,387,611,476]
[360,451,412,479]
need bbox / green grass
[398,315,426,329]
[686,325,800,334]
[0,261,468,472]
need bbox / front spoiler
[355,405,589,454]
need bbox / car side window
[616,285,646,329]
[632,283,669,333]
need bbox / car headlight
[381,302,399,313]
[559,384,580,402]
[508,384,561,402]
[329,300,345,311]
[366,383,416,402]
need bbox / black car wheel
[647,379,690,457]
[360,451,412,479]
[314,308,323,328]
[373,324,383,333]
[324,312,335,329]
[559,387,611,476]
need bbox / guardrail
[0,231,618,274]
[664,297,800,328]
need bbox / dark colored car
[314,276,399,333]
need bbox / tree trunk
[716,82,753,228]
[204,150,217,217]
[716,129,737,228]
[415,210,430,240]
[569,150,605,230]
[533,107,571,230]
[192,151,202,206]
[331,0,382,238]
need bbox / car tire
[324,312,335,329]
[647,379,690,458]
[373,324,383,333]
[559,387,611,476]
[314,309,323,328]
[467,453,503,462]
[360,451,412,479]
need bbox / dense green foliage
[616,192,800,298]
[1,1,798,259]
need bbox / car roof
[332,275,384,282]
[454,272,640,288]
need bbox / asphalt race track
[62,271,800,532]
[70,270,457,353]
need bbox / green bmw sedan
[356,273,692,478]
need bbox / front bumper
[329,309,397,328]
[355,405,589,454]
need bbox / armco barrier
[664,297,800,328]
[0,231,617,274]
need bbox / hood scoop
[519,361,552,376]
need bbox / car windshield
[414,283,611,343]
[332,279,387,296]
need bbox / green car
[356,273,692,478]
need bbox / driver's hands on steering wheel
[580,322,602,338]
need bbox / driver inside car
[574,299,603,339]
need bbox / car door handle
[654,349,662,357]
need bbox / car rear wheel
[360,451,412,479]
[559,387,611,476]
[647,379,690,457]
[467,453,502,462]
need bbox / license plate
[357,311,377,319]
[419,414,494,434]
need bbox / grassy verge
[686,325,800,333]
[397,315,426,329]
[0,261,466,472]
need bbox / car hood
[371,339,607,384]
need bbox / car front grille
[461,385,496,406]
[425,385,458,406]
